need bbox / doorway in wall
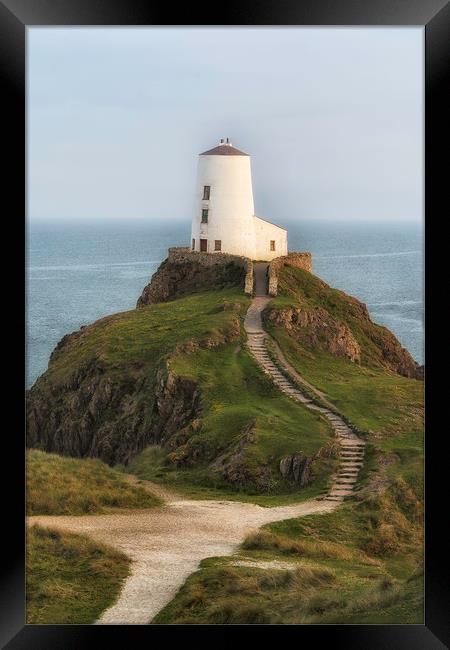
[200,239,207,252]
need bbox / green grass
[125,340,336,501]
[267,266,420,371]
[27,449,161,515]
[28,265,424,623]
[154,480,423,625]
[31,285,339,500]
[41,288,250,387]
[263,266,424,505]
[152,264,423,624]
[267,331,423,438]
[125,444,333,506]
[264,266,423,440]
[27,525,130,624]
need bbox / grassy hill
[266,265,421,378]
[27,525,130,624]
[28,287,337,500]
[264,266,423,490]
[151,265,424,625]
[154,481,423,624]
[26,450,162,624]
[27,288,250,465]
[125,339,335,503]
[26,261,424,624]
[27,449,161,515]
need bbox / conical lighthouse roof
[200,139,249,156]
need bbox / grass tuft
[27,449,161,515]
[26,525,130,624]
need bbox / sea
[26,218,424,388]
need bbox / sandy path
[29,495,334,624]
[28,288,365,624]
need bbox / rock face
[268,306,361,362]
[137,248,252,308]
[27,253,422,487]
[267,267,422,380]
[278,439,340,488]
[279,453,313,488]
[209,421,273,491]
[26,360,201,466]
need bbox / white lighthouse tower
[191,138,287,261]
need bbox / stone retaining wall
[268,252,312,296]
[168,247,254,295]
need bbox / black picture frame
[2,1,448,647]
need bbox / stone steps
[245,319,365,505]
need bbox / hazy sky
[28,27,423,223]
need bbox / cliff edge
[26,255,423,494]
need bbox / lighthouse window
[214,240,222,251]
[270,240,276,251]
[203,185,210,200]
[192,238,195,250]
[201,209,209,223]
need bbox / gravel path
[29,494,334,624]
[28,277,365,624]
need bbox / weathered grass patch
[27,449,161,515]
[154,482,423,625]
[26,525,130,624]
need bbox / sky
[28,27,423,224]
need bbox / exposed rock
[137,249,251,308]
[268,306,361,362]
[267,268,422,379]
[369,326,423,379]
[279,456,293,478]
[279,439,339,488]
[293,454,312,485]
[209,421,273,491]
[26,359,201,466]
[279,452,313,488]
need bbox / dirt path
[29,493,334,624]
[28,291,365,625]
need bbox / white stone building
[191,139,288,260]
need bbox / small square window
[203,186,210,200]
[214,240,221,251]
[192,238,195,250]
[201,209,208,223]
[270,240,276,251]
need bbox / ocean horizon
[26,217,423,388]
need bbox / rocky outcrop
[267,266,422,379]
[279,440,339,488]
[279,453,313,487]
[26,361,201,466]
[137,248,252,307]
[268,306,361,362]
[27,248,421,493]
[26,290,244,467]
[209,421,273,491]
[369,325,423,379]
[268,252,312,296]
